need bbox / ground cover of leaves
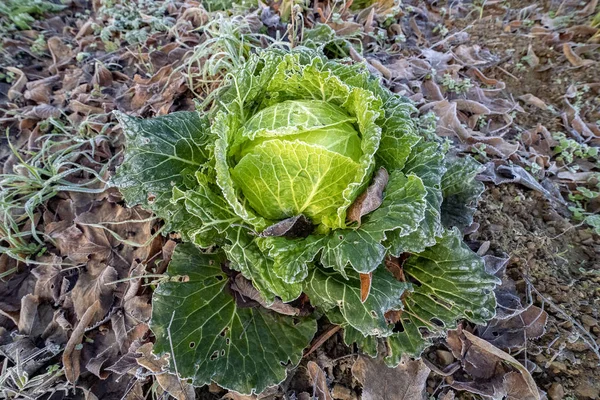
[0,0,599,399]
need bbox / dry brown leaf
[18,294,54,337]
[563,43,595,67]
[347,167,389,225]
[518,94,548,110]
[70,262,118,323]
[307,361,333,400]
[63,300,103,383]
[47,37,74,73]
[478,305,548,351]
[422,100,519,158]
[525,45,540,68]
[26,104,62,119]
[352,355,430,400]
[231,274,300,316]
[31,256,67,303]
[359,272,373,303]
[6,67,27,100]
[136,343,196,400]
[0,272,36,325]
[446,328,542,400]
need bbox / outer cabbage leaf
[224,226,303,303]
[440,154,485,231]
[320,172,427,275]
[374,95,421,172]
[305,266,411,336]
[112,111,211,235]
[378,230,498,365]
[326,309,378,357]
[151,243,317,395]
[173,173,242,247]
[262,235,327,284]
[386,141,448,255]
[232,140,361,223]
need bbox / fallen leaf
[352,355,430,400]
[260,214,314,238]
[563,43,594,67]
[63,300,103,383]
[6,67,27,100]
[360,272,373,303]
[47,37,74,73]
[478,305,548,351]
[478,162,566,205]
[136,343,196,400]
[445,328,542,400]
[231,274,300,316]
[348,167,389,225]
[518,94,548,110]
[307,361,333,400]
[70,262,118,323]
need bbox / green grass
[177,13,288,109]
[0,118,112,264]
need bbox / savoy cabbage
[112,48,499,395]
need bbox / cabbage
[112,48,499,395]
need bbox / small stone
[548,383,565,400]
[436,350,455,366]
[297,393,312,400]
[550,362,567,374]
[332,384,354,400]
[582,315,598,327]
[575,383,599,399]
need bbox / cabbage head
[113,48,499,395]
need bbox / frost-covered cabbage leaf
[113,48,499,395]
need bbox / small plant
[441,73,474,94]
[96,0,174,47]
[552,132,599,165]
[0,0,66,31]
[113,48,498,395]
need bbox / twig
[422,358,461,376]
[522,273,600,364]
[304,325,342,357]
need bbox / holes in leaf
[189,342,196,348]
[406,275,422,287]
[220,328,229,337]
[392,321,405,333]
[226,338,230,345]
[215,275,223,281]
[430,318,444,328]
[221,350,225,356]
[369,311,377,318]
[210,351,219,361]
[419,327,433,338]
[292,318,300,326]
[338,235,344,240]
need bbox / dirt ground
[1,0,599,399]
